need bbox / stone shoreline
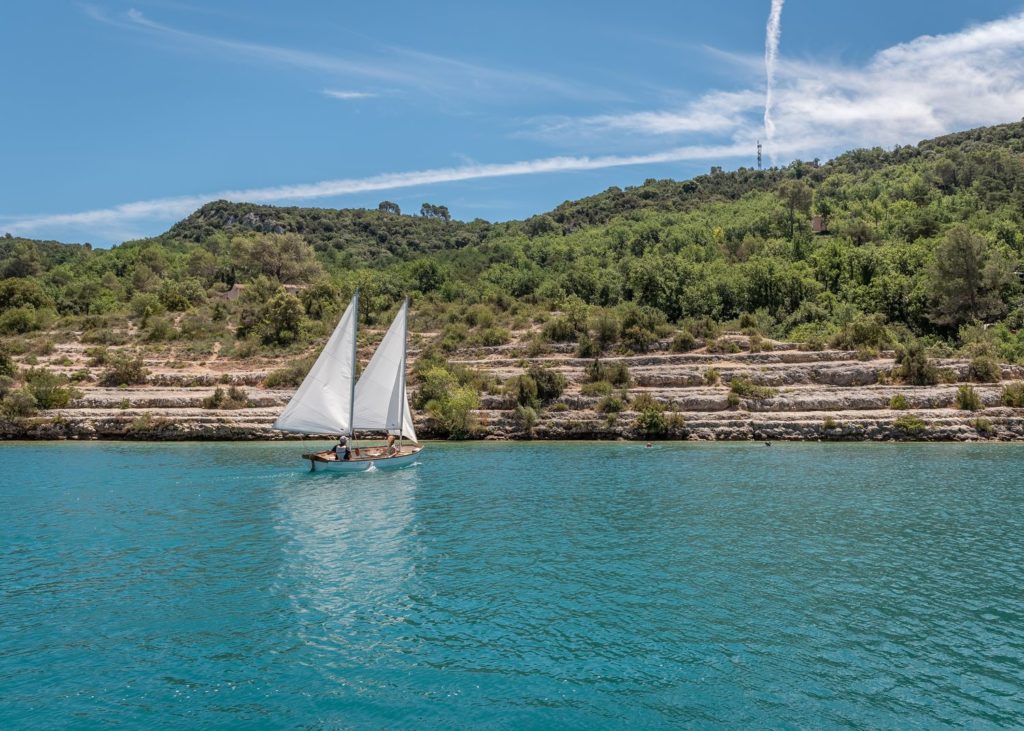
[4,405,1024,443]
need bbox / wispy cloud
[322,89,378,100]
[531,90,762,140]
[84,6,617,102]
[1,142,765,236]
[763,0,784,163]
[530,11,1024,162]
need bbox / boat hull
[304,448,422,473]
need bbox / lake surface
[1,441,1022,729]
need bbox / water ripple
[1,441,1023,728]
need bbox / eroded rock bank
[3,334,1024,442]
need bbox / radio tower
[757,140,763,170]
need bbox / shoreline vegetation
[3,121,1024,442]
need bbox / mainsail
[352,299,417,442]
[272,292,359,435]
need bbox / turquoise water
[1,442,1022,729]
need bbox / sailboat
[273,292,423,472]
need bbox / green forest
[3,120,1024,420]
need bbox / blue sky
[3,0,1024,245]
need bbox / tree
[259,292,305,345]
[378,201,401,215]
[299,280,342,320]
[0,278,53,311]
[158,278,206,312]
[0,343,13,378]
[410,259,447,293]
[231,233,321,284]
[777,179,813,239]
[2,242,42,278]
[928,225,1015,328]
[420,203,451,222]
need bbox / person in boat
[332,436,351,461]
[386,435,398,456]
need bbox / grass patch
[728,377,777,401]
[955,384,983,411]
[894,414,926,435]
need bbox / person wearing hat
[332,436,351,461]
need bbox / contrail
[0,142,755,236]
[763,0,784,164]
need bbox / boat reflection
[272,469,421,670]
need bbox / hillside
[2,120,1024,440]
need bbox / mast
[399,297,408,448]
[351,298,418,444]
[349,289,359,438]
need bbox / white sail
[273,292,358,435]
[352,299,417,442]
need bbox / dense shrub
[1000,382,1024,407]
[589,311,621,350]
[1,387,37,418]
[967,356,1001,383]
[0,306,45,334]
[894,414,927,435]
[586,359,630,387]
[100,351,149,386]
[670,330,697,353]
[265,357,315,388]
[202,386,250,409]
[542,317,576,342]
[144,316,177,342]
[621,325,657,353]
[707,338,741,354]
[889,393,909,410]
[956,385,983,411]
[575,333,600,358]
[831,314,892,350]
[475,327,510,347]
[596,395,625,413]
[632,393,666,437]
[0,345,13,378]
[505,373,539,408]
[425,386,479,438]
[130,292,165,321]
[24,368,80,409]
[729,377,777,400]
[581,380,613,396]
[158,278,206,312]
[895,340,938,386]
[973,418,996,436]
[258,293,304,346]
[526,365,566,403]
[513,405,537,436]
[81,327,129,345]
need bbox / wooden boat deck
[302,445,421,463]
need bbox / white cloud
[1,142,765,236]
[322,89,378,100]
[536,11,1024,161]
